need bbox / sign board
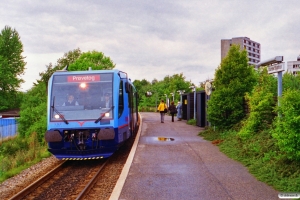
[205,82,212,96]
[268,63,285,74]
[67,75,100,82]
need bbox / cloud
[0,0,299,91]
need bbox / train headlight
[105,112,110,117]
[80,82,87,89]
[54,114,60,119]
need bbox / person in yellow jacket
[157,99,168,123]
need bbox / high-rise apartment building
[286,55,300,75]
[221,37,261,66]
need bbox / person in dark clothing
[62,94,79,106]
[168,101,177,122]
[100,93,111,108]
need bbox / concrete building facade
[221,37,261,66]
[286,55,300,75]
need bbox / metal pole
[194,89,196,120]
[278,71,282,103]
[164,94,167,106]
[180,95,182,104]
[155,92,157,109]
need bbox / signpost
[257,56,284,106]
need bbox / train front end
[45,70,132,160]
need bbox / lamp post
[189,85,196,120]
[170,92,174,102]
[177,90,185,105]
[164,94,168,106]
[155,92,158,109]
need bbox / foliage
[272,89,300,161]
[18,79,47,141]
[0,133,49,182]
[68,50,115,71]
[135,73,193,109]
[38,48,82,89]
[199,128,300,192]
[187,119,196,126]
[282,72,300,91]
[0,26,26,110]
[207,44,257,129]
[238,68,277,139]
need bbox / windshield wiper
[51,96,69,124]
[95,106,114,123]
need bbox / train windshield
[50,73,114,121]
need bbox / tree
[18,82,47,141]
[135,73,193,110]
[238,67,277,139]
[68,51,115,71]
[0,26,26,110]
[207,45,257,129]
[38,48,82,88]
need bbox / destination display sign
[67,75,100,82]
[268,63,285,74]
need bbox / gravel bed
[0,156,62,200]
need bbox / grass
[199,127,300,192]
[0,133,51,183]
[187,119,197,126]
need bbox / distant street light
[177,90,185,105]
[189,85,196,120]
[170,92,174,102]
[164,94,168,106]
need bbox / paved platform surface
[111,112,279,200]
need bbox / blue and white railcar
[45,69,138,160]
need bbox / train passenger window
[118,80,124,118]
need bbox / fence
[0,118,18,142]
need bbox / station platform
[110,112,279,200]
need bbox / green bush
[0,132,49,183]
[187,119,196,126]
[272,89,300,161]
[0,136,29,156]
[238,69,277,139]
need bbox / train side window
[118,80,124,118]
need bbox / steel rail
[10,161,66,200]
[76,159,109,200]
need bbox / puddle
[157,137,175,141]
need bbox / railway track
[10,159,108,200]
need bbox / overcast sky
[1,0,299,91]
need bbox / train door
[125,82,135,136]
